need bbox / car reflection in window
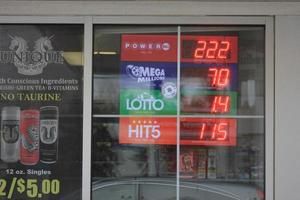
[92,178,262,200]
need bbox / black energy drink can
[40,106,59,163]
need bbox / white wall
[275,16,300,200]
[0,1,300,16]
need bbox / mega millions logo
[126,64,166,83]
[0,35,64,75]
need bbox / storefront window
[92,25,265,200]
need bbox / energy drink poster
[0,25,83,200]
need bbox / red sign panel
[121,35,178,62]
[119,117,177,145]
[180,118,237,146]
[181,35,238,63]
[119,117,236,146]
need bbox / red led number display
[180,118,237,146]
[198,122,228,141]
[211,96,230,113]
[181,95,233,114]
[194,40,230,59]
[181,36,238,63]
[180,67,232,90]
[208,68,230,88]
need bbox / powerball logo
[121,35,177,62]
[124,42,170,51]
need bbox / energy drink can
[20,110,40,165]
[40,106,59,163]
[0,107,20,163]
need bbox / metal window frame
[0,15,274,200]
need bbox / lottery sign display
[180,35,238,115]
[120,35,178,115]
[180,118,237,146]
[119,117,177,145]
[181,35,238,63]
[119,34,238,147]
[180,35,238,146]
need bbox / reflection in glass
[93,26,178,115]
[92,118,177,179]
[179,118,264,200]
[92,25,265,200]
[179,26,265,200]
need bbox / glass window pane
[180,26,265,200]
[93,26,178,115]
[180,26,264,116]
[93,183,137,200]
[140,184,176,200]
[92,25,178,200]
[92,25,265,200]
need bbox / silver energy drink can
[1,106,21,163]
[40,106,59,163]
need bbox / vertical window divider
[82,16,93,200]
[176,25,181,200]
[265,16,275,200]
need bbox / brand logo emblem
[2,123,19,144]
[162,82,177,99]
[22,125,39,152]
[126,64,166,83]
[126,92,164,111]
[40,120,58,144]
[128,120,161,139]
[124,42,170,51]
[0,35,64,75]
[119,117,177,145]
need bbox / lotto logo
[126,92,164,111]
[120,89,177,115]
[119,117,177,145]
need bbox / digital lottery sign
[119,34,238,147]
[181,35,238,63]
[181,35,238,116]
[180,118,237,146]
